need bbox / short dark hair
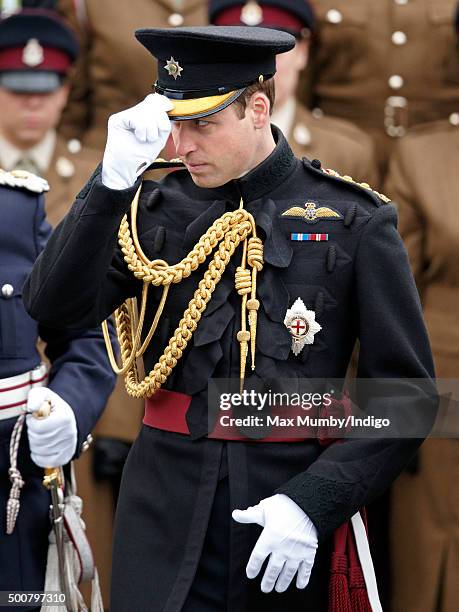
[232,77,275,119]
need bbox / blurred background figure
[384,9,459,608]
[57,0,209,150]
[0,13,116,608]
[209,0,378,184]
[0,8,130,605]
[0,168,114,612]
[305,0,459,180]
[0,8,99,225]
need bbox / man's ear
[249,92,271,129]
[296,39,309,70]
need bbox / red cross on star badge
[284,297,322,355]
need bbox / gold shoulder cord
[102,181,264,398]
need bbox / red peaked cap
[0,9,78,91]
[209,0,315,36]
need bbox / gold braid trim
[102,183,263,398]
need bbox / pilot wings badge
[284,297,322,356]
[281,201,343,224]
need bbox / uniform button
[311,107,324,119]
[449,112,459,126]
[311,159,322,169]
[326,9,343,24]
[55,156,75,179]
[168,12,184,26]
[81,433,93,453]
[1,284,14,298]
[388,75,404,90]
[392,31,407,45]
[67,138,81,154]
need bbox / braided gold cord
[102,299,142,375]
[247,236,263,370]
[236,238,250,392]
[102,182,264,398]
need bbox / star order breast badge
[284,297,322,356]
[164,57,183,80]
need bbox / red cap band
[0,46,72,73]
[214,6,304,32]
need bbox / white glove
[102,92,174,190]
[26,387,78,468]
[232,493,318,593]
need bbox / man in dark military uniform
[24,26,436,611]
[0,168,116,605]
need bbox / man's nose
[24,94,45,109]
[172,123,198,157]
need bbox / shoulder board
[0,169,49,194]
[302,158,391,206]
[146,157,185,171]
[323,168,391,203]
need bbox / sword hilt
[30,401,62,488]
[43,467,63,489]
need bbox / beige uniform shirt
[0,131,101,226]
[306,0,459,174]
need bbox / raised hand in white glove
[232,493,318,594]
[102,92,174,190]
[26,387,78,468]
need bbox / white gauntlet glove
[26,387,78,468]
[102,92,174,190]
[232,493,318,593]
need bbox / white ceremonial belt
[0,363,48,420]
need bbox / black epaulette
[302,158,391,207]
[146,157,185,171]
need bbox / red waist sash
[144,389,310,442]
